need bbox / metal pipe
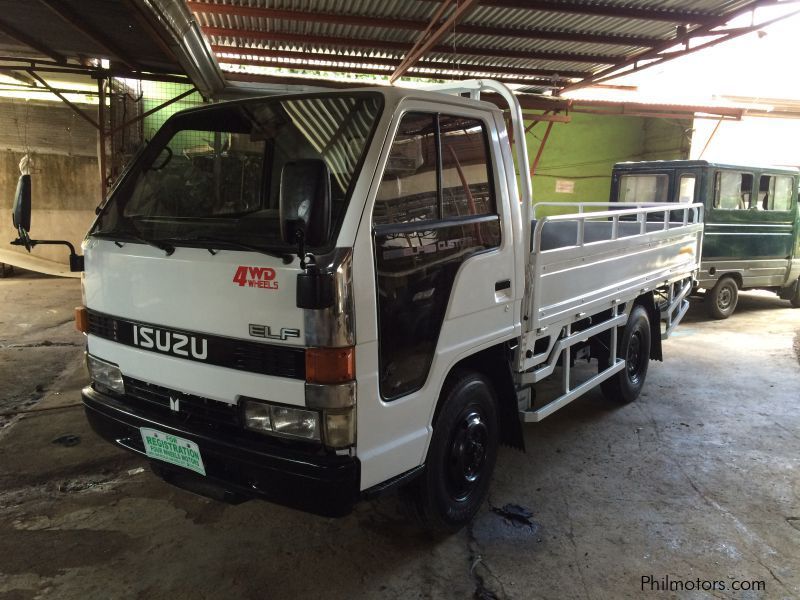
[134,0,225,98]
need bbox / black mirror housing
[279,159,331,248]
[12,174,31,233]
[296,268,336,309]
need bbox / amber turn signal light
[75,306,88,334]
[305,346,355,384]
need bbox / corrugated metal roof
[187,0,781,92]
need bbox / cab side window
[373,112,501,399]
[374,113,438,225]
[440,115,495,218]
[619,174,668,203]
[758,175,793,211]
[677,174,696,203]
[714,171,753,210]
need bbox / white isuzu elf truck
[11,80,702,531]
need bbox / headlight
[86,354,125,395]
[242,399,320,441]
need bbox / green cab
[611,160,800,318]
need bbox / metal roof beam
[478,1,722,25]
[211,44,591,79]
[387,0,476,82]
[37,0,142,70]
[223,71,572,108]
[218,59,563,87]
[201,26,621,64]
[0,17,66,64]
[188,1,660,47]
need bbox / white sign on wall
[555,179,575,194]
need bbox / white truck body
[73,81,702,522]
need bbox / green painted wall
[525,112,689,216]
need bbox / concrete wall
[0,100,97,158]
[526,112,690,215]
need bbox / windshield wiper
[164,235,293,263]
[91,231,175,256]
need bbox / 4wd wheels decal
[233,266,279,289]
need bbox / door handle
[495,279,511,292]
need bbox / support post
[97,78,108,199]
[529,121,554,177]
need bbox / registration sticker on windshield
[140,428,206,476]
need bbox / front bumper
[82,386,359,517]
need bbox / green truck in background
[611,160,800,318]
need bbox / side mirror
[11,175,32,251]
[279,159,331,249]
[8,173,83,271]
[12,174,31,233]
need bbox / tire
[599,305,651,404]
[706,276,738,319]
[790,279,800,309]
[411,370,498,533]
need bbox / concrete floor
[1,271,799,600]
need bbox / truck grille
[123,377,239,432]
[87,311,118,340]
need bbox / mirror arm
[10,236,84,272]
[294,229,312,270]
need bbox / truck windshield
[92,92,383,251]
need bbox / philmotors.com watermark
[641,575,766,593]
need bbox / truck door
[354,106,517,489]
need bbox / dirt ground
[1,271,798,600]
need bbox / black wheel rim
[717,286,733,310]
[627,330,643,385]
[445,410,488,502]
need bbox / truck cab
[79,86,523,524]
[611,160,800,317]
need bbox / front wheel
[706,276,738,319]
[411,370,498,533]
[600,305,651,404]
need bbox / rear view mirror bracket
[9,237,84,272]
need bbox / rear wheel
[600,305,651,404]
[790,279,800,308]
[706,276,738,319]
[411,370,498,533]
